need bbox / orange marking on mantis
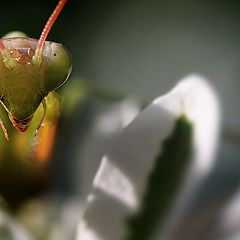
[0,40,6,51]
[35,122,57,164]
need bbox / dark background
[2,0,239,129]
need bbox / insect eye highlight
[44,42,72,92]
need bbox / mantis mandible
[0,0,72,140]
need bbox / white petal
[74,98,140,198]
[153,74,220,176]
[0,206,32,240]
[76,74,220,240]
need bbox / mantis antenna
[0,0,68,69]
[33,0,68,66]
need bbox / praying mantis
[0,0,72,140]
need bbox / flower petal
[76,74,220,240]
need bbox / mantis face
[0,38,71,132]
[0,0,71,139]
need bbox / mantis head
[0,0,71,140]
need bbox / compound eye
[44,42,72,92]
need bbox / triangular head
[0,0,71,140]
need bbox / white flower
[76,74,220,240]
[0,204,32,240]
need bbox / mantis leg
[0,117,9,140]
[35,98,47,136]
